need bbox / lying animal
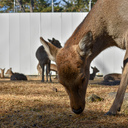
[6,68,27,80]
[104,67,123,82]
[104,73,121,82]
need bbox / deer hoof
[104,111,116,116]
[117,107,121,112]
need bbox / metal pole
[14,0,15,12]
[52,0,54,12]
[89,0,92,11]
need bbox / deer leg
[46,61,52,82]
[106,50,128,115]
[40,64,44,82]
[48,61,52,82]
[46,65,49,82]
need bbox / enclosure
[0,13,125,75]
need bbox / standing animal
[40,0,128,116]
[89,66,99,80]
[6,68,27,80]
[36,38,62,82]
[0,68,5,78]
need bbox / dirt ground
[0,76,128,128]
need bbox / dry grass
[0,76,128,128]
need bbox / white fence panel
[91,47,125,75]
[61,13,72,46]
[30,13,40,74]
[51,13,62,42]
[19,13,31,74]
[9,14,20,72]
[40,13,52,40]
[0,14,9,69]
[0,13,126,75]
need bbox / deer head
[91,66,99,74]
[40,31,93,114]
[5,68,13,77]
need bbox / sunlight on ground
[0,76,128,127]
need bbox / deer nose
[72,107,83,114]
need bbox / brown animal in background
[37,63,58,79]
[0,68,5,78]
[36,38,62,82]
[6,68,27,80]
[40,0,128,115]
[104,67,123,82]
[37,63,42,76]
[50,64,58,79]
[104,74,121,82]
[89,66,99,80]
[50,64,57,73]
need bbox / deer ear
[78,31,93,57]
[48,39,52,43]
[40,37,59,62]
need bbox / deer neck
[10,71,14,75]
[64,0,120,64]
[91,71,97,77]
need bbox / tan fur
[37,63,57,75]
[50,64,57,72]
[40,0,128,115]
[0,68,5,78]
[104,67,123,82]
[37,63,42,76]
[5,68,13,77]
[104,73,121,82]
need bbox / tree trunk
[17,0,25,12]
[30,0,34,12]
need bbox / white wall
[0,13,125,75]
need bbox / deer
[104,67,123,82]
[0,68,5,78]
[36,38,62,82]
[89,66,99,80]
[50,64,58,79]
[37,63,42,76]
[5,68,27,80]
[40,0,128,116]
[37,63,58,79]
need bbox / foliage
[61,0,97,12]
[0,0,97,12]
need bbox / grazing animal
[40,0,128,115]
[50,64,58,79]
[37,63,42,76]
[0,68,5,78]
[36,38,62,82]
[50,64,57,73]
[37,63,58,79]
[89,66,99,80]
[6,68,27,80]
